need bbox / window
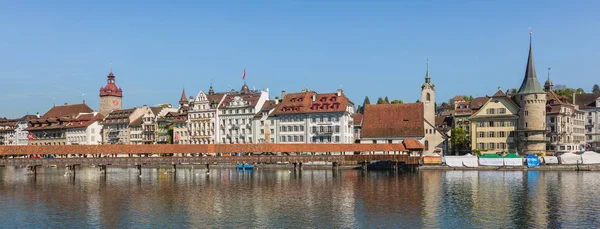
[312,117,316,123]
[335,117,339,122]
[489,121,494,127]
[499,121,505,127]
[327,126,333,133]
[479,143,485,149]
[426,93,431,102]
[335,136,340,142]
[260,121,264,125]
[510,121,516,126]
[498,108,506,114]
[271,129,274,134]
[294,136,298,142]
[281,136,286,142]
[487,108,495,114]
[479,122,485,127]
[499,131,505,137]
[299,136,304,142]
[282,126,286,132]
[312,126,317,133]
[300,126,304,131]
[335,126,340,133]
[424,140,429,150]
[488,132,495,138]
[320,126,324,132]
[488,143,495,149]
[525,111,529,116]
[261,129,265,134]
[525,122,528,128]
[294,126,299,131]
[320,116,324,122]
[509,131,515,137]
[498,143,506,149]
[478,132,485,138]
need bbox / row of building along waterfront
[1,34,600,156]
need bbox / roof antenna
[82,93,85,104]
[547,67,551,81]
[53,97,56,107]
[110,63,113,73]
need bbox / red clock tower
[99,71,123,116]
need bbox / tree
[376,97,385,104]
[391,100,403,104]
[593,84,600,94]
[384,96,390,104]
[356,105,362,114]
[450,127,467,155]
[359,96,371,114]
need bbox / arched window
[424,140,429,151]
[426,93,431,102]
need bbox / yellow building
[469,89,520,154]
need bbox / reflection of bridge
[0,143,423,175]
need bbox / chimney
[83,99,86,104]
[572,92,576,105]
[281,90,286,99]
[275,96,279,104]
[64,102,68,106]
[337,88,343,96]
[312,93,317,101]
[36,112,40,118]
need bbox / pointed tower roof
[544,67,553,92]
[517,32,545,95]
[179,88,188,105]
[208,84,215,95]
[421,59,434,90]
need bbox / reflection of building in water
[525,171,548,227]
[471,171,522,228]
[422,170,443,227]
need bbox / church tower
[421,61,435,126]
[99,70,123,116]
[516,32,546,155]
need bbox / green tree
[376,97,385,104]
[359,96,371,114]
[384,96,390,104]
[450,128,467,155]
[593,84,600,93]
[391,100,403,104]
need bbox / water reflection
[1,167,600,228]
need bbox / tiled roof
[130,116,143,127]
[272,91,353,115]
[255,100,278,117]
[574,93,600,109]
[470,97,489,111]
[219,92,263,109]
[402,138,424,150]
[150,107,164,116]
[361,103,424,139]
[40,104,93,120]
[492,89,507,97]
[517,38,545,95]
[64,113,104,129]
[353,113,363,126]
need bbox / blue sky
[1,0,599,117]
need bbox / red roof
[361,103,424,138]
[272,90,353,115]
[100,71,123,97]
[39,103,94,120]
[574,93,600,109]
[353,113,363,126]
[403,138,424,150]
[219,93,264,109]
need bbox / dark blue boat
[236,163,254,170]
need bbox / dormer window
[312,104,318,110]
[323,104,329,109]
[331,97,337,102]
[298,98,303,102]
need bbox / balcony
[314,130,333,136]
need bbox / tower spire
[517,27,544,94]
[425,58,431,84]
[179,87,188,105]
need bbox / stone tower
[99,71,123,116]
[178,88,189,115]
[515,33,546,155]
[421,61,435,126]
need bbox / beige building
[544,78,586,154]
[102,107,145,144]
[187,85,226,144]
[469,89,519,154]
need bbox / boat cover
[581,151,600,164]
[503,153,524,166]
[559,153,582,165]
[526,154,541,168]
[543,156,559,164]
[479,154,504,166]
[444,154,479,167]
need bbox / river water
[1,167,600,228]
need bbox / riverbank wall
[419,164,600,171]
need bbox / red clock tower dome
[99,70,123,116]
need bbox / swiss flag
[27,132,36,140]
[242,68,246,80]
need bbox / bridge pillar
[68,165,77,177]
[136,164,142,176]
[100,165,108,176]
[172,164,177,173]
[205,164,210,173]
[298,162,303,171]
[332,162,339,170]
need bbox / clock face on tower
[113,99,119,106]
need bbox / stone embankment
[419,164,600,171]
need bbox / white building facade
[217,85,269,144]
[187,86,225,144]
